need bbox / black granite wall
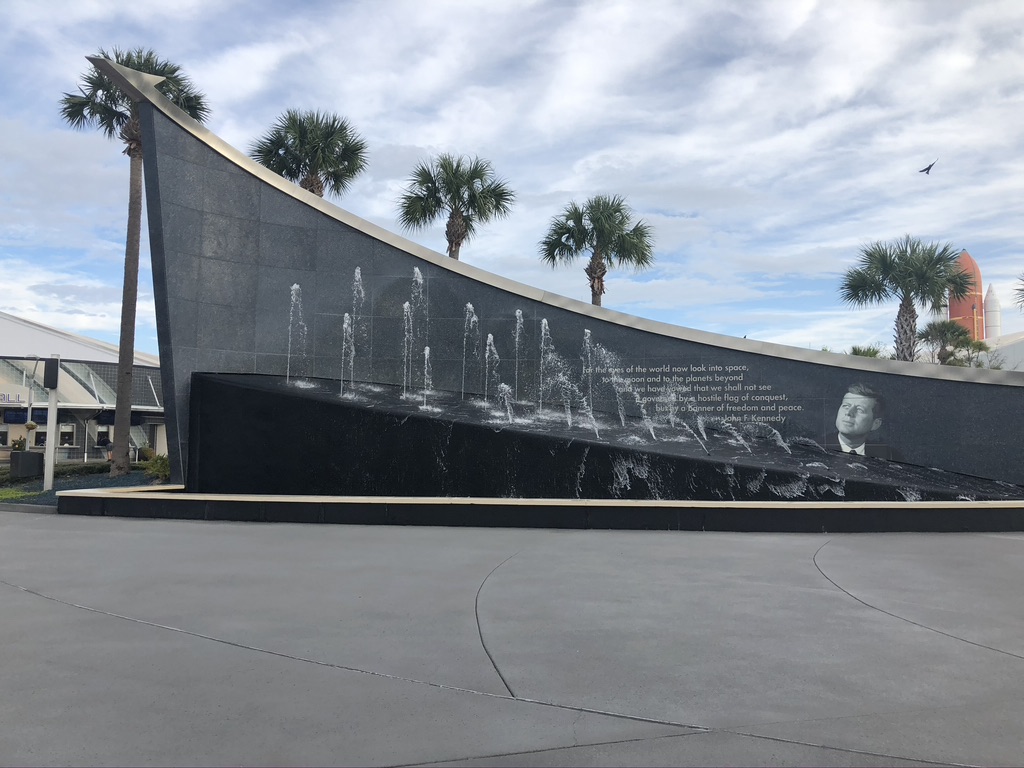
[189,373,1023,503]
[137,98,1024,491]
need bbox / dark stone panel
[307,271,352,320]
[254,267,320,356]
[826,505,1024,532]
[205,500,266,522]
[170,346,199,384]
[161,205,204,262]
[54,492,1024,532]
[259,222,318,271]
[703,506,826,533]
[367,313,407,381]
[201,143,253,177]
[316,228,409,275]
[196,303,257,354]
[587,505,685,530]
[107,498,206,521]
[149,112,211,166]
[203,167,261,219]
[311,353,344,382]
[56,496,106,516]
[197,258,260,309]
[368,273,427,325]
[201,213,260,263]
[161,252,202,305]
[322,502,394,526]
[261,188,322,227]
[385,502,588,529]
[263,502,323,524]
[157,157,205,211]
[254,352,289,377]
[164,299,198,356]
[165,344,198,483]
[195,348,257,373]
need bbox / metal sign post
[42,355,59,492]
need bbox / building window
[34,430,47,448]
[0,429,7,446]
[59,424,75,446]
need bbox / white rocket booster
[984,284,1002,340]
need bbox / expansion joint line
[812,540,1024,662]
[0,573,696,729]
[393,721,979,768]
[0,575,981,768]
[474,550,520,697]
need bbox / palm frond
[839,266,888,306]
[60,47,210,143]
[395,153,515,252]
[249,109,367,197]
[610,219,655,269]
[397,159,444,231]
[538,194,656,302]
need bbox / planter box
[10,451,43,480]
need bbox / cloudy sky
[2,0,1022,357]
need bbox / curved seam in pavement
[0,575,979,768]
[474,550,519,697]
[812,540,1024,662]
[0,576,699,730]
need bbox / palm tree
[838,235,973,362]
[540,195,655,307]
[397,154,515,260]
[1014,273,1024,312]
[61,48,210,476]
[848,344,885,358]
[249,110,367,198]
[917,319,971,364]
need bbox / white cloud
[1,0,1023,356]
[0,257,154,345]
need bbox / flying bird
[919,158,938,174]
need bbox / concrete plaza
[1,507,1021,766]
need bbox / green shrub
[145,454,171,483]
[139,446,156,462]
[56,463,116,479]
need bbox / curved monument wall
[94,60,1024,493]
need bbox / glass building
[0,311,165,465]
[0,357,165,463]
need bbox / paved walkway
[1,508,1021,766]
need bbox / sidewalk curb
[0,503,58,514]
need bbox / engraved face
[835,393,882,442]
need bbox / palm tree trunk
[300,173,325,197]
[585,250,606,306]
[894,294,919,362]
[445,210,468,260]
[110,146,143,476]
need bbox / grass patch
[0,486,39,502]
